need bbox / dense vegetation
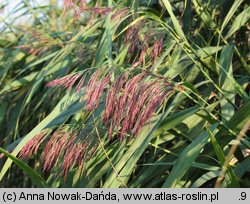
[0,0,250,188]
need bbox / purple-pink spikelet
[42,131,75,171]
[40,129,96,178]
[63,0,87,18]
[19,67,178,180]
[89,7,113,15]
[126,81,158,131]
[62,140,88,179]
[63,0,114,19]
[19,132,47,159]
[153,37,164,64]
[121,80,157,137]
[19,126,99,179]
[104,73,128,126]
[46,72,83,91]
[125,21,145,55]
[114,73,145,138]
[132,84,172,136]
[84,68,111,110]
[103,72,174,139]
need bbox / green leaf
[215,99,250,147]
[0,72,38,95]
[191,0,217,29]
[235,157,250,178]
[191,171,220,188]
[0,147,48,187]
[0,102,7,125]
[162,0,186,40]
[220,0,244,32]
[219,45,235,121]
[225,6,250,39]
[207,128,239,187]
[0,92,84,181]
[154,105,200,135]
[103,93,182,187]
[162,124,218,188]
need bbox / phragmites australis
[18,21,180,178]
[19,127,98,179]
[46,72,84,91]
[19,65,179,178]
[63,0,113,18]
[84,67,112,110]
[19,131,48,159]
[124,21,164,65]
[15,27,62,56]
[104,71,174,140]
[46,68,175,140]
[19,67,178,178]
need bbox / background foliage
[0,0,250,187]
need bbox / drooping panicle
[42,65,177,179]
[19,131,48,159]
[61,139,88,178]
[42,130,76,171]
[104,71,174,140]
[46,72,84,91]
[63,0,87,18]
[89,7,113,15]
[84,67,112,110]
[104,72,129,138]
[63,0,113,19]
[132,83,172,136]
[41,128,97,178]
[125,20,145,55]
[153,37,164,64]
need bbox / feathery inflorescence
[21,10,178,178]
[16,27,60,56]
[46,72,84,91]
[63,0,113,18]
[84,67,112,110]
[125,21,145,59]
[42,130,93,179]
[19,128,98,179]
[19,131,48,159]
[104,71,174,140]
[46,67,175,139]
[153,37,164,64]
[124,20,165,65]
[21,67,176,178]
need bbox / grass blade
[162,124,218,188]
[0,148,48,187]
